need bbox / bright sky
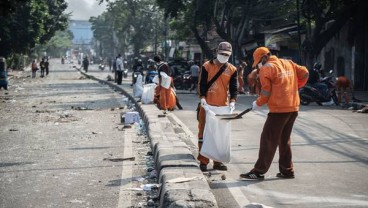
[65,0,108,20]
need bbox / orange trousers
[159,86,176,110]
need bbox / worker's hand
[229,102,235,113]
[252,101,261,111]
[200,98,207,107]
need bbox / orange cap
[252,47,270,68]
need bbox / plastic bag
[160,72,171,89]
[200,105,232,163]
[133,74,144,97]
[152,75,159,84]
[141,83,156,104]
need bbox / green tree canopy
[91,0,163,58]
[0,0,68,57]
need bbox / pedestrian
[0,57,8,90]
[236,57,248,94]
[45,58,50,76]
[116,54,124,85]
[190,61,199,92]
[39,58,46,77]
[31,60,38,79]
[197,42,238,172]
[153,55,176,112]
[240,47,309,180]
[82,57,89,72]
[335,75,354,107]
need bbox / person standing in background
[190,61,200,93]
[39,58,46,78]
[116,54,124,85]
[236,57,248,94]
[45,58,50,76]
[31,60,38,79]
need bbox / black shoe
[276,172,294,179]
[240,171,264,180]
[213,163,227,171]
[199,164,207,172]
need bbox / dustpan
[216,108,252,120]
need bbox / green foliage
[301,0,360,64]
[0,0,68,58]
[43,30,73,57]
[91,0,164,57]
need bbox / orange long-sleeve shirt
[256,55,309,113]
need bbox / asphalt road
[172,90,368,207]
[0,60,155,208]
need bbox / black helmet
[313,62,322,71]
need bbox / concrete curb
[77,69,218,207]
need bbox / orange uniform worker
[237,57,248,94]
[335,76,353,106]
[198,42,238,172]
[153,55,176,111]
[240,47,309,179]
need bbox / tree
[44,30,73,57]
[157,0,297,61]
[91,0,162,58]
[301,0,359,67]
[0,0,68,58]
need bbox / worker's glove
[200,98,207,107]
[252,101,261,111]
[229,102,235,113]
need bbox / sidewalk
[78,69,218,207]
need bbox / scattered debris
[221,174,226,180]
[166,176,201,184]
[147,199,155,207]
[103,157,135,162]
[71,106,92,110]
[357,106,368,113]
[141,184,160,191]
[35,110,53,113]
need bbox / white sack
[200,105,232,163]
[141,83,156,104]
[133,74,144,97]
[160,72,171,89]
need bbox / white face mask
[258,62,263,69]
[217,54,229,63]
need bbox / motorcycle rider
[308,62,328,98]
[132,58,144,85]
[145,59,157,84]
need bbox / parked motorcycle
[299,70,338,106]
[174,71,191,90]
